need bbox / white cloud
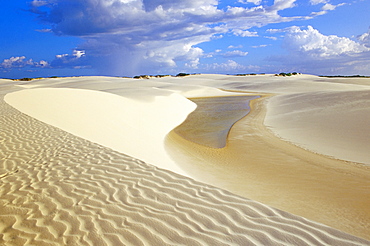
[283,26,369,57]
[269,26,370,75]
[310,10,326,16]
[35,60,49,68]
[0,56,49,70]
[238,0,262,5]
[185,58,200,69]
[73,50,85,59]
[267,28,287,33]
[264,36,278,40]
[205,60,260,73]
[56,54,68,59]
[311,2,346,16]
[55,50,85,60]
[268,0,297,12]
[228,45,243,49]
[36,29,52,33]
[310,0,327,5]
[358,27,370,48]
[206,60,247,71]
[321,3,335,11]
[30,0,48,7]
[28,0,309,76]
[1,56,29,69]
[233,29,258,37]
[51,50,87,68]
[223,50,249,57]
[204,49,248,59]
[252,44,269,48]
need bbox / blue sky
[1,0,369,78]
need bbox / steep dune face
[5,87,196,177]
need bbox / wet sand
[174,95,258,148]
[166,95,370,240]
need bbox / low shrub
[176,73,190,77]
[18,78,33,81]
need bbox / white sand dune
[265,90,370,164]
[5,76,248,176]
[10,74,368,166]
[5,87,195,177]
[1,74,370,244]
[167,74,370,164]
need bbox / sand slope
[172,74,370,164]
[265,90,370,164]
[1,75,370,244]
[5,87,195,177]
[1,91,368,245]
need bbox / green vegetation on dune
[275,72,299,77]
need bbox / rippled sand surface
[166,94,370,240]
[2,95,368,245]
[1,75,370,244]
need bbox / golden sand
[174,95,258,148]
[2,75,370,244]
[2,92,368,245]
[166,95,370,240]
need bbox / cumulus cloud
[0,50,88,72]
[233,29,258,37]
[0,56,49,70]
[223,50,249,57]
[205,60,248,72]
[309,0,346,16]
[204,60,260,73]
[264,36,278,40]
[1,57,32,69]
[185,58,200,69]
[252,44,269,48]
[321,3,336,11]
[30,0,48,7]
[267,0,296,12]
[228,45,243,49]
[358,27,370,48]
[204,49,248,59]
[283,26,369,57]
[51,50,88,68]
[309,0,327,5]
[28,0,307,76]
[238,0,262,5]
[269,26,370,75]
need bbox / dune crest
[5,87,196,177]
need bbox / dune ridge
[1,91,369,245]
[5,87,196,177]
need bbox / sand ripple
[1,94,369,245]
